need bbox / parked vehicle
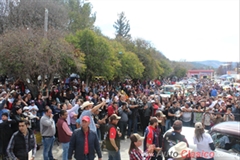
[164,121,240,160]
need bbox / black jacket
[8,128,35,160]
[68,128,102,160]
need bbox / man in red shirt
[106,114,122,160]
[68,116,102,160]
[107,102,118,117]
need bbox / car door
[210,132,240,160]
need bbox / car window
[211,132,240,155]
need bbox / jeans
[127,117,137,136]
[119,121,127,139]
[42,136,55,160]
[70,124,76,131]
[62,142,69,160]
[182,121,191,127]
[97,128,101,141]
[165,119,172,132]
[108,150,121,160]
[205,125,211,130]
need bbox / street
[35,139,131,160]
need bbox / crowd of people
[0,77,239,160]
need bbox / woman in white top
[193,122,215,160]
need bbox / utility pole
[44,8,48,38]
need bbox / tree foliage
[67,0,96,33]
[67,29,117,83]
[113,12,131,38]
[0,0,69,33]
[0,28,80,97]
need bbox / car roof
[210,121,240,137]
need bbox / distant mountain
[189,60,237,69]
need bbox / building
[187,70,214,79]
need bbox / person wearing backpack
[162,120,191,160]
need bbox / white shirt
[193,132,214,159]
[181,107,192,122]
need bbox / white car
[164,121,240,160]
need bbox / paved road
[35,139,131,160]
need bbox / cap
[195,122,203,129]
[82,116,90,122]
[130,133,144,142]
[109,114,121,121]
[30,100,35,104]
[23,106,29,111]
[1,112,8,117]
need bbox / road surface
[35,139,131,160]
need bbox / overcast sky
[89,0,239,62]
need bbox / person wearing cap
[68,115,102,160]
[0,112,13,159]
[57,110,72,160]
[29,100,39,116]
[77,100,105,133]
[155,111,166,134]
[129,133,154,160]
[168,142,192,160]
[163,120,189,160]
[106,114,122,160]
[143,117,162,160]
[193,122,215,160]
[181,102,192,127]
[23,106,39,129]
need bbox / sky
[88,0,239,62]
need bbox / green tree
[67,29,117,83]
[0,28,80,97]
[67,0,96,32]
[110,40,144,80]
[113,12,131,38]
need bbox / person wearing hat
[77,100,105,133]
[69,115,101,159]
[163,120,189,160]
[155,111,166,134]
[129,133,154,160]
[29,100,39,116]
[168,142,192,160]
[193,122,215,160]
[106,114,122,160]
[23,106,39,129]
[144,117,162,160]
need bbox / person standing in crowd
[77,101,105,133]
[7,120,37,160]
[129,133,154,160]
[57,110,72,160]
[181,102,192,127]
[223,108,235,121]
[163,120,190,160]
[168,101,182,125]
[201,107,211,130]
[68,116,102,160]
[0,112,13,160]
[141,97,152,135]
[168,142,193,160]
[193,122,215,160]
[118,102,132,140]
[106,114,122,160]
[40,108,56,160]
[144,117,162,160]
